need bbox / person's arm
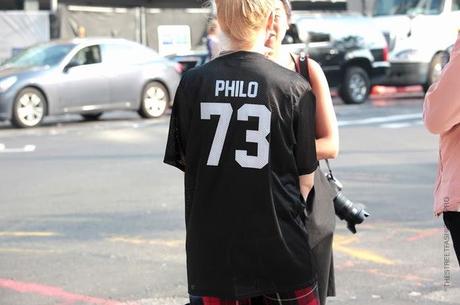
[295,89,319,201]
[308,58,339,159]
[423,34,460,134]
[299,173,314,201]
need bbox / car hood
[373,14,457,52]
[0,65,50,79]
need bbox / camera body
[325,172,370,234]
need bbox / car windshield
[2,43,75,68]
[373,0,445,16]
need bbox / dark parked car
[291,14,390,104]
[170,15,390,105]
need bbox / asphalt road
[0,91,459,305]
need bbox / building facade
[2,0,364,12]
[0,0,376,60]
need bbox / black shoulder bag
[297,52,337,304]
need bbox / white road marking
[380,120,424,128]
[128,297,189,305]
[338,113,423,127]
[0,143,36,153]
[380,122,413,129]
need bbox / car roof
[48,38,138,47]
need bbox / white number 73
[200,102,271,169]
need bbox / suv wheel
[11,87,46,128]
[423,52,449,93]
[340,66,371,105]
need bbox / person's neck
[269,48,296,70]
[226,32,270,55]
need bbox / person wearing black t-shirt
[164,1,319,304]
[266,1,339,305]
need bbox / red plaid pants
[190,284,319,305]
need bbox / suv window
[70,45,101,66]
[283,24,302,44]
[373,0,445,16]
[453,0,460,10]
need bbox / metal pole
[50,0,58,12]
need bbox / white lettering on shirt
[247,82,258,98]
[215,80,226,97]
[215,80,259,98]
[225,80,236,97]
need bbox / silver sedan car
[0,38,182,128]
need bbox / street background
[1,0,460,304]
[1,90,459,305]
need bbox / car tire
[81,113,103,121]
[11,87,47,128]
[423,52,449,93]
[340,66,371,105]
[138,81,169,119]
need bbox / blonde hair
[215,0,275,48]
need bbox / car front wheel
[11,87,47,128]
[138,81,169,119]
[340,66,371,105]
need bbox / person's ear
[266,11,276,37]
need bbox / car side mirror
[63,61,79,73]
[407,12,418,20]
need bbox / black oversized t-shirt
[164,51,318,299]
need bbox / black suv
[170,15,390,105]
[285,14,390,104]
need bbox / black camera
[326,172,370,234]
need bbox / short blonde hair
[215,0,275,47]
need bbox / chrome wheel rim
[16,92,44,127]
[349,74,367,102]
[144,85,167,118]
[431,62,444,83]
[431,53,449,83]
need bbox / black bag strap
[325,159,335,179]
[292,51,311,82]
[293,51,336,177]
[298,51,311,82]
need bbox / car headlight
[0,76,18,93]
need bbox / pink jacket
[423,34,460,215]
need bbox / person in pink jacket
[423,33,460,266]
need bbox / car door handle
[329,49,339,55]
